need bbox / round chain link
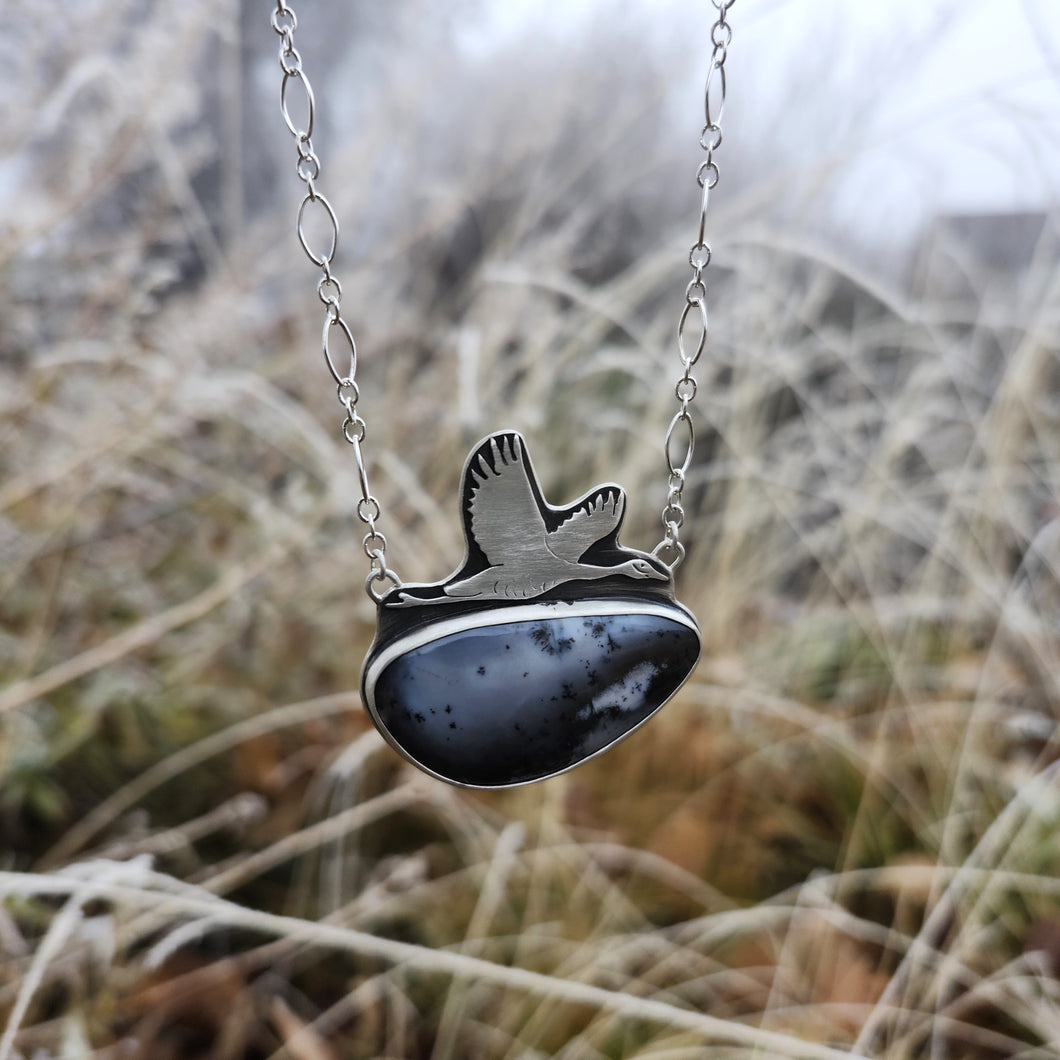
[654,0,733,569]
[271,1,400,602]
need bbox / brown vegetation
[1,2,1058,1057]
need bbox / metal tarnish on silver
[273,0,734,785]
[392,431,670,606]
[360,432,701,788]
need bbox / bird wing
[547,488,625,562]
[467,433,547,564]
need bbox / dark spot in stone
[523,672,529,678]
[532,626,555,654]
[477,665,486,676]
[505,644,510,650]
[415,712,426,723]
[445,705,452,713]
[449,722,456,729]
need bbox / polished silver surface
[271,1,734,786]
[390,432,670,608]
[271,0,399,601]
[274,0,736,600]
[654,0,734,570]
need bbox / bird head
[617,556,671,583]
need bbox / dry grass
[1,1,1058,1057]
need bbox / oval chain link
[275,1,729,583]
[271,1,401,602]
[654,0,733,569]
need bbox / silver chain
[271,1,401,602]
[653,0,733,569]
[273,1,731,585]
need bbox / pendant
[360,431,701,788]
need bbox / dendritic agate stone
[361,600,700,788]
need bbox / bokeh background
[2,1,1059,1057]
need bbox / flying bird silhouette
[390,432,668,606]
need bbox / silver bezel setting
[360,598,701,790]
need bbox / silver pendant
[360,431,701,787]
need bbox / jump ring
[700,123,722,151]
[366,568,402,603]
[343,414,367,445]
[697,160,720,190]
[270,7,296,35]
[357,496,382,523]
[296,153,320,183]
[675,376,697,402]
[363,530,388,558]
[279,45,303,76]
[337,377,360,408]
[689,242,712,270]
[685,279,707,306]
[663,505,686,529]
[318,274,342,306]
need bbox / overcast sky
[460,0,1060,244]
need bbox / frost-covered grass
[1,2,1058,1057]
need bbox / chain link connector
[677,299,708,366]
[664,409,695,477]
[689,242,712,270]
[281,68,315,141]
[318,274,342,308]
[654,3,732,566]
[357,496,382,523]
[337,377,360,409]
[652,538,687,569]
[366,567,402,603]
[271,6,296,35]
[297,191,338,267]
[696,159,720,189]
[279,45,303,76]
[323,315,357,385]
[274,2,401,597]
[363,529,388,559]
[704,59,727,127]
[342,414,367,445]
[675,376,697,403]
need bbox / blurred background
[1,0,1059,1056]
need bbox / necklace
[270,3,733,788]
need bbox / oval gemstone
[361,600,700,787]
